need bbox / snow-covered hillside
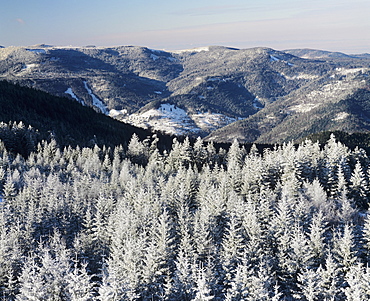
[1,44,370,141]
[124,103,237,136]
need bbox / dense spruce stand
[1,130,370,300]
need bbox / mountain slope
[0,80,171,151]
[1,45,370,142]
[206,76,370,143]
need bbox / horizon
[2,43,370,56]
[1,0,370,54]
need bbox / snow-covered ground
[288,74,368,114]
[333,112,350,121]
[123,103,237,136]
[65,88,85,105]
[289,103,321,113]
[283,73,320,80]
[125,104,198,135]
[83,81,108,114]
[191,112,237,132]
[109,109,127,118]
[309,80,364,102]
[334,67,368,76]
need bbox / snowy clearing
[289,103,321,113]
[109,109,127,118]
[124,103,238,135]
[65,88,84,105]
[335,67,368,76]
[23,63,38,70]
[124,104,199,135]
[333,112,350,121]
[283,73,320,80]
[17,63,38,75]
[83,81,108,114]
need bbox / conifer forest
[2,130,370,300]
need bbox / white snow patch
[124,103,238,135]
[109,109,127,118]
[283,73,319,80]
[154,91,162,94]
[198,95,206,100]
[23,63,38,70]
[125,104,198,135]
[335,67,368,76]
[65,88,85,105]
[333,112,349,121]
[289,103,321,113]
[18,63,38,74]
[270,55,280,62]
[83,81,108,114]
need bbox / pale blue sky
[1,0,369,53]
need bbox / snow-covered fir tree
[0,132,370,300]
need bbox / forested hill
[0,80,175,155]
[2,45,370,142]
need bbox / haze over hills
[1,44,370,143]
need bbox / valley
[1,44,370,143]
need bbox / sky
[1,0,370,54]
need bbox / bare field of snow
[283,73,320,80]
[289,103,321,113]
[123,104,238,136]
[124,104,199,135]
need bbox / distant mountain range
[1,44,370,143]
